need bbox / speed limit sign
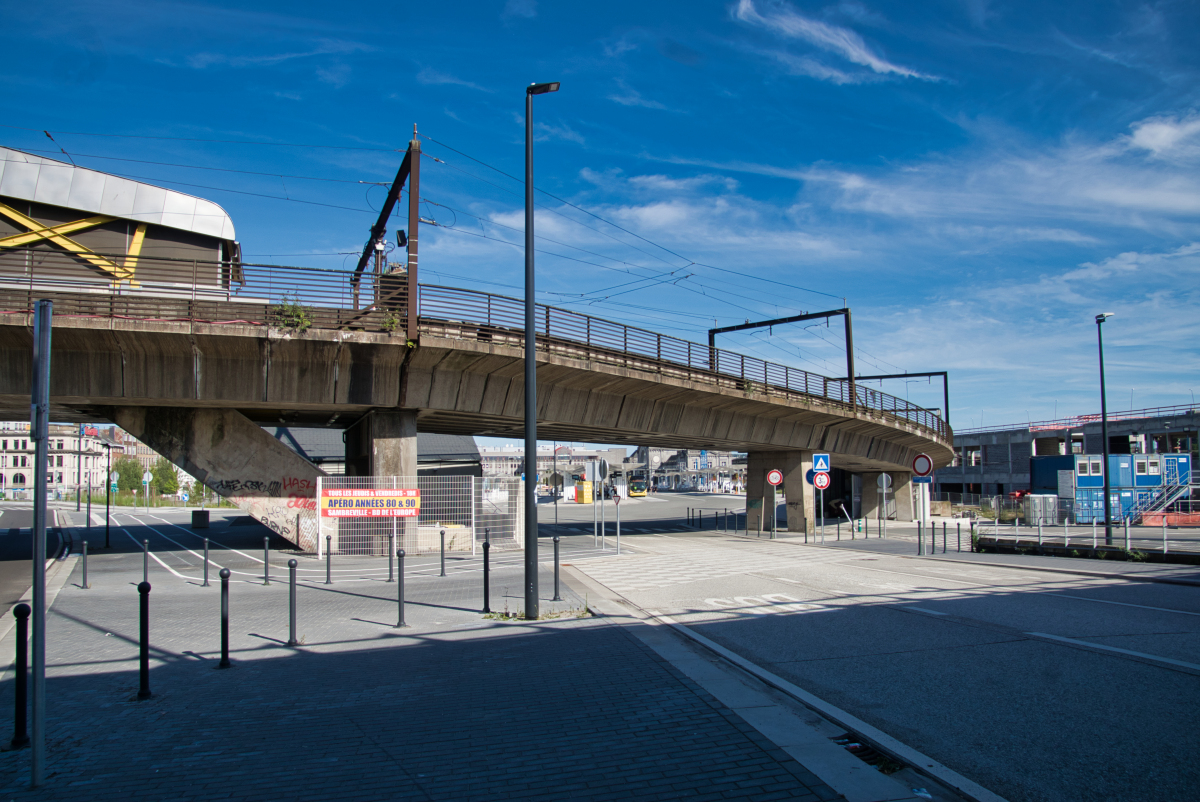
[766,469,783,486]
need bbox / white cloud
[533,121,585,144]
[502,0,537,19]
[316,63,350,88]
[185,39,368,69]
[1127,114,1200,161]
[416,67,490,92]
[733,0,937,81]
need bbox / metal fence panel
[314,475,523,556]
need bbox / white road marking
[1027,632,1200,672]
[1046,593,1200,618]
[907,607,948,616]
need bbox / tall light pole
[1096,312,1114,545]
[524,80,560,621]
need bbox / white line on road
[1045,593,1200,617]
[907,607,949,615]
[1027,632,1200,672]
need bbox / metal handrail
[418,284,947,438]
[0,248,948,439]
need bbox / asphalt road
[564,492,1200,802]
[0,506,63,608]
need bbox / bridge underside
[0,312,953,541]
[0,316,951,470]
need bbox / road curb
[723,532,1200,587]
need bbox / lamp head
[527,81,561,95]
[1095,312,1114,323]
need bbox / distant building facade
[935,404,1198,496]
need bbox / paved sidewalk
[0,514,844,801]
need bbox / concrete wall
[112,407,323,550]
[745,451,814,534]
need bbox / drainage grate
[831,733,903,774]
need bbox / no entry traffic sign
[912,453,933,477]
[767,469,783,486]
[813,471,831,490]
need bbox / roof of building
[265,427,481,464]
[0,147,236,240]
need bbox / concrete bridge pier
[343,410,418,476]
[111,407,324,550]
[861,472,915,523]
[745,452,815,535]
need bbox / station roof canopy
[0,146,235,240]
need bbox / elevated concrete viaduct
[0,148,950,550]
[0,297,953,545]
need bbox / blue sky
[3,0,1199,434]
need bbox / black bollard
[552,536,562,602]
[11,604,30,749]
[287,559,298,647]
[395,549,408,628]
[918,521,924,556]
[943,522,947,554]
[325,535,332,585]
[263,536,270,586]
[387,533,395,583]
[439,529,446,577]
[202,538,210,587]
[482,540,491,613]
[142,539,149,583]
[82,541,89,590]
[137,581,152,699]
[957,522,961,552]
[217,568,231,669]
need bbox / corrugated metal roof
[0,147,236,240]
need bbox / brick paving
[0,512,844,801]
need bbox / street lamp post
[524,80,560,621]
[1096,313,1114,545]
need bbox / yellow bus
[629,479,648,497]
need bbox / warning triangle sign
[813,453,830,472]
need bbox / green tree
[114,455,143,493]
[152,457,178,495]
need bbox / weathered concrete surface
[110,407,322,550]
[0,311,952,474]
[345,410,418,476]
[745,452,816,534]
[861,471,916,523]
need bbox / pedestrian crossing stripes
[574,537,852,594]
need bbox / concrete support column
[745,452,768,533]
[111,407,324,551]
[746,451,813,534]
[893,473,915,522]
[782,451,814,535]
[345,410,418,477]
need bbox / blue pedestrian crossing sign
[813,453,831,472]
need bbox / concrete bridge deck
[0,251,953,544]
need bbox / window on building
[1135,459,1147,475]
[1149,458,1160,476]
[57,440,64,450]
[1,440,6,449]
[12,473,25,485]
[56,455,63,467]
[1091,459,1102,475]
[20,456,27,468]
[965,446,982,467]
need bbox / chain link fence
[314,476,522,557]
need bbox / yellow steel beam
[0,203,128,278]
[120,223,147,286]
[0,214,116,247]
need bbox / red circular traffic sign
[767,469,783,486]
[813,471,831,490]
[912,453,933,477]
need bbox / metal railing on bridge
[0,247,947,438]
